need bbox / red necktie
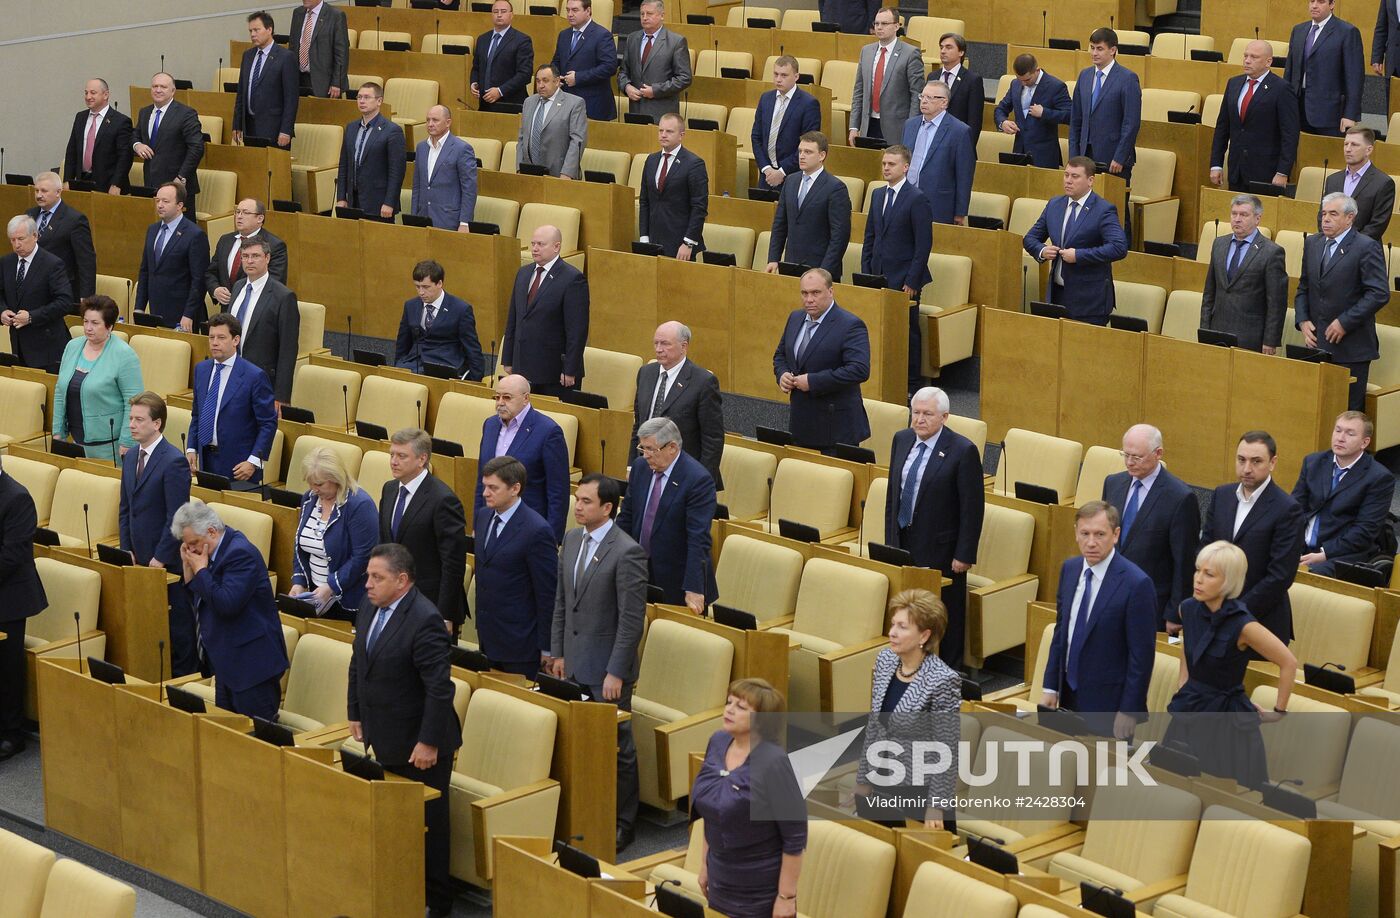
[657,152,671,191]
[641,32,654,67]
[1239,78,1257,120]
[871,46,888,115]
[527,265,544,302]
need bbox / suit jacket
[1103,467,1199,626]
[53,334,144,453]
[0,472,48,623]
[751,88,822,176]
[393,293,484,380]
[1294,229,1390,364]
[552,522,648,685]
[412,134,478,228]
[233,43,300,142]
[346,585,461,767]
[379,474,468,627]
[187,357,278,480]
[471,27,535,109]
[475,406,570,541]
[119,437,189,568]
[1291,450,1395,564]
[135,216,210,327]
[884,426,984,570]
[855,649,961,804]
[629,359,724,489]
[850,40,925,139]
[134,101,204,193]
[618,27,692,117]
[639,146,708,256]
[1209,72,1299,189]
[501,258,589,387]
[1069,63,1141,177]
[1199,480,1304,642]
[550,19,619,121]
[204,228,288,296]
[288,1,350,98]
[1042,552,1156,715]
[517,90,588,179]
[939,66,985,138]
[1200,232,1289,351]
[901,114,976,224]
[861,182,933,291]
[993,70,1071,168]
[336,114,407,213]
[186,527,288,692]
[767,169,852,280]
[771,303,871,449]
[1022,192,1128,321]
[63,106,134,192]
[28,201,96,299]
[0,247,73,372]
[472,501,557,664]
[616,451,718,605]
[831,0,879,34]
[229,276,300,403]
[1376,0,1400,75]
[1286,15,1365,127]
[291,487,379,611]
[1322,166,1396,242]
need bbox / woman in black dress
[1164,540,1296,789]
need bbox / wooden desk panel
[38,660,124,856]
[87,192,161,283]
[290,213,364,336]
[980,308,1061,443]
[731,267,796,399]
[588,249,660,356]
[200,144,294,206]
[360,219,432,339]
[428,230,520,349]
[1056,321,1143,452]
[1141,334,1236,486]
[657,256,736,391]
[1227,348,1350,490]
[706,193,776,237]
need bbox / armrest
[297,722,353,747]
[757,615,796,631]
[1124,873,1188,904]
[470,778,562,880]
[656,707,726,801]
[819,637,886,711]
[25,630,105,656]
[821,635,888,663]
[970,573,1039,596]
[618,848,688,876]
[818,526,858,545]
[925,301,979,319]
[983,683,1033,703]
[1131,194,1178,207]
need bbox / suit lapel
[368,591,414,663]
[1121,472,1168,547]
[794,308,835,371]
[396,477,433,534]
[1231,481,1274,541]
[575,525,615,598]
[1225,239,1263,288]
[1079,558,1125,646]
[1318,454,1365,508]
[915,435,951,501]
[658,361,693,414]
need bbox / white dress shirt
[1233,476,1272,537]
[898,427,944,506]
[394,467,431,517]
[1046,549,1116,696]
[233,272,271,338]
[648,358,686,417]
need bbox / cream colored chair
[288,363,362,430]
[128,334,192,397]
[1202,93,1223,129]
[696,50,755,79]
[921,253,978,373]
[682,102,728,131]
[358,29,412,49]
[965,504,1039,667]
[358,450,394,507]
[754,458,854,540]
[0,827,56,918]
[0,376,47,447]
[1117,29,1152,49]
[194,169,237,221]
[357,375,429,435]
[581,347,642,410]
[986,621,1056,711]
[717,445,777,520]
[95,274,134,319]
[1141,89,1200,124]
[581,148,630,184]
[860,398,907,466]
[837,478,886,558]
[1073,444,1125,507]
[1294,165,1327,203]
[703,223,757,266]
[957,725,1076,844]
[517,202,582,264]
[1365,324,1400,451]
[797,821,896,918]
[384,77,438,142]
[1314,717,1400,918]
[726,106,756,180]
[283,435,363,494]
[1249,685,1350,797]
[993,428,1083,501]
[946,413,987,457]
[714,534,804,622]
[1129,148,1179,246]
[464,136,503,172]
[6,456,59,523]
[208,501,275,586]
[49,469,120,548]
[69,325,129,343]
[1150,33,1215,58]
[38,858,136,918]
[1009,197,1048,236]
[420,33,473,54]
[1162,290,1202,341]
[820,61,858,115]
[1153,805,1310,918]
[295,301,327,364]
[971,190,1012,226]
[473,195,520,236]
[198,115,225,146]
[644,820,708,902]
[214,66,241,90]
[432,392,495,456]
[1274,229,1305,278]
[977,130,1017,164]
[901,860,1018,918]
[27,558,105,717]
[289,123,343,214]
[781,9,822,30]
[273,633,354,732]
[905,16,968,68]
[1286,581,1375,678]
[726,5,780,27]
[347,73,383,92]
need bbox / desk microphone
[181,433,189,471]
[376,14,383,49]
[765,476,774,528]
[435,18,441,54]
[1041,10,1047,48]
[161,54,166,74]
[158,639,167,701]
[600,438,607,476]
[346,314,356,356]
[858,497,867,556]
[218,57,223,88]
[75,611,84,673]
[1320,158,1330,190]
[416,399,423,429]
[1318,661,1348,673]
[341,384,351,433]
[266,169,273,207]
[999,438,1010,496]
[83,503,93,559]
[110,418,119,466]
[1021,262,1029,313]
[457,97,472,110]
[1109,15,1114,31]
[488,338,499,383]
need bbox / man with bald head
[502,224,589,396]
[411,105,478,231]
[1209,39,1299,192]
[64,78,133,195]
[1101,424,1199,630]
[134,72,205,215]
[630,321,724,488]
[475,374,570,542]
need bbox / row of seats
[1,827,136,918]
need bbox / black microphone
[110,418,118,467]
[600,438,607,476]
[766,476,774,528]
[75,611,84,673]
[712,38,719,77]
[346,314,355,356]
[1321,157,1330,188]
[457,96,472,109]
[1,149,5,180]
[1255,26,1260,40]
[341,384,351,433]
[181,432,188,469]
[1109,15,1114,31]
[435,18,441,54]
[858,497,867,556]
[1041,11,1046,48]
[999,438,1010,496]
[682,89,689,121]
[266,169,273,205]
[83,502,93,559]
[218,57,223,87]
[1022,262,1029,312]
[158,639,166,701]
[416,399,423,429]
[161,54,166,74]
[376,14,382,49]
[488,338,499,382]
[1319,661,1348,672]
[648,878,685,907]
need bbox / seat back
[1072,445,1123,506]
[194,169,237,219]
[7,455,60,523]
[970,190,1011,225]
[50,469,120,543]
[208,502,274,565]
[904,17,968,59]
[358,375,429,433]
[717,445,777,518]
[901,860,1017,918]
[432,392,496,457]
[517,203,581,256]
[860,399,907,466]
[634,618,734,716]
[964,725,1075,836]
[296,301,326,357]
[1370,323,1400,389]
[1027,621,1057,696]
[799,821,896,918]
[420,33,473,53]
[715,534,804,622]
[1336,716,1400,815]
[725,5,780,27]
[998,428,1082,500]
[536,409,578,467]
[819,61,858,108]
[1201,92,1223,128]
[198,115,225,145]
[466,193,517,235]
[39,858,136,918]
[357,451,394,507]
[0,827,56,918]
[762,55,822,84]
[770,458,853,537]
[95,275,133,318]
[703,223,757,266]
[284,435,363,494]
[455,688,558,786]
[1162,290,1202,340]
[791,558,888,646]
[289,123,343,169]
[971,504,1034,583]
[383,78,439,122]
[1141,89,1200,123]
[1227,37,1288,64]
[31,557,102,643]
[724,107,756,154]
[0,375,46,442]
[358,29,412,49]
[1182,805,1310,916]
[696,50,755,79]
[1150,33,1214,58]
[1274,229,1305,278]
[581,347,642,411]
[1130,148,1176,200]
[945,413,987,457]
[580,148,630,184]
[780,9,821,30]
[463,136,503,171]
[129,334,192,397]
[1008,197,1048,236]
[345,73,385,92]
[1073,778,1202,885]
[922,253,974,310]
[853,478,888,555]
[1294,165,1326,203]
[289,364,362,431]
[282,633,354,727]
[1112,280,1167,333]
[1248,684,1350,795]
[1288,581,1374,673]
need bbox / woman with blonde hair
[290,446,378,620]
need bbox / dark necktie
[651,369,668,418]
[488,31,501,67]
[366,607,390,651]
[1227,237,1248,278]
[151,107,163,142]
[657,152,671,192]
[897,442,927,529]
[484,513,501,552]
[1323,238,1338,270]
[574,532,592,584]
[1121,480,1142,537]
[37,211,51,236]
[250,49,267,98]
[527,265,544,302]
[14,258,25,287]
[390,484,409,539]
[639,471,665,553]
[197,362,225,447]
[1065,567,1096,692]
[136,448,147,479]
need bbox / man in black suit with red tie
[1209,40,1299,193]
[639,115,708,260]
[471,0,535,111]
[63,78,133,195]
[0,457,46,760]
[501,225,589,397]
[205,199,288,310]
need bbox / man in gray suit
[1320,126,1395,242]
[848,7,925,144]
[1200,194,1288,353]
[618,0,692,121]
[549,473,648,851]
[518,64,588,179]
[412,105,477,230]
[288,0,350,99]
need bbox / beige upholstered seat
[295,301,327,363]
[27,558,106,717]
[1073,445,1124,506]
[1150,33,1215,58]
[725,5,780,27]
[1294,165,1327,203]
[820,60,857,114]
[432,392,496,457]
[1009,197,1048,236]
[0,826,56,917]
[384,78,438,140]
[345,73,384,93]
[945,413,987,457]
[681,102,728,131]
[1153,805,1310,918]
[357,375,429,434]
[970,190,1012,226]
[207,501,276,589]
[859,399,906,467]
[6,456,60,523]
[717,445,777,520]
[798,821,896,918]
[194,169,237,221]
[1227,37,1288,64]
[1113,280,1168,333]
[274,633,353,732]
[993,428,1082,501]
[839,477,887,557]
[128,334,191,397]
[780,9,822,30]
[920,253,977,373]
[357,451,393,507]
[965,504,1038,667]
[581,347,642,411]
[536,409,578,469]
[958,725,1076,843]
[39,858,136,918]
[0,376,47,447]
[288,363,362,430]
[703,223,757,266]
[757,458,853,538]
[1287,582,1374,676]
[905,16,967,68]
[289,123,343,213]
[517,202,582,261]
[357,29,411,49]
[647,820,708,902]
[976,130,1016,164]
[1000,621,1057,712]
[472,195,520,237]
[901,860,1018,918]
[95,275,133,318]
[1126,148,1179,246]
[464,136,503,172]
[714,534,804,622]
[197,115,225,145]
[1162,290,1202,341]
[695,50,755,79]
[50,469,120,549]
[1195,220,1273,263]
[283,435,363,494]
[1248,685,1350,796]
[761,55,822,83]
[1141,89,1199,123]
[580,148,630,184]
[420,33,473,54]
[1314,717,1400,917]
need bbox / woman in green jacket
[53,296,144,464]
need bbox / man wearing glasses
[205,198,287,309]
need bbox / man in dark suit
[186,314,278,484]
[931,33,984,140]
[412,107,477,231]
[1286,0,1364,136]
[1023,157,1129,325]
[471,0,535,111]
[175,499,288,718]
[848,8,925,145]
[288,0,350,99]
[1201,193,1289,353]
[1069,28,1141,181]
[1376,0,1400,76]
[133,72,204,214]
[1209,40,1300,192]
[0,459,46,760]
[829,0,879,34]
[752,57,823,192]
[64,78,133,195]
[393,259,484,380]
[1321,126,1395,241]
[862,145,933,391]
[1196,431,1304,642]
[233,11,299,148]
[134,182,210,331]
[550,474,648,850]
[348,543,460,918]
[1296,192,1390,411]
[28,173,96,300]
[1,215,73,374]
[773,269,871,452]
[501,225,589,397]
[227,238,300,405]
[335,82,407,218]
[1040,501,1156,737]
[1293,411,1396,577]
[619,0,691,120]
[475,375,569,541]
[517,65,589,180]
[473,455,558,676]
[764,131,852,280]
[379,429,467,633]
[205,198,288,310]
[630,321,724,488]
[993,54,1072,169]
[1101,425,1200,631]
[639,114,708,259]
[120,392,197,676]
[551,0,618,121]
[902,82,976,225]
[884,387,984,668]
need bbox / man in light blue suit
[186,313,278,484]
[475,374,570,542]
[411,106,477,230]
[1069,28,1142,182]
[901,81,975,225]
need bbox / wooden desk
[38,659,125,856]
[492,837,647,918]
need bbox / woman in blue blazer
[290,446,379,621]
[53,296,143,464]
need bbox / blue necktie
[250,49,266,96]
[1227,237,1248,278]
[1120,480,1142,538]
[484,514,501,552]
[793,317,817,361]
[1091,69,1104,111]
[390,484,409,539]
[151,107,163,142]
[154,223,170,261]
[571,29,582,54]
[797,174,812,209]
[897,442,927,529]
[488,31,501,67]
[197,362,225,449]
[366,607,390,651]
[1308,464,1348,545]
[1328,463,1346,493]
[1065,567,1096,692]
[233,282,254,328]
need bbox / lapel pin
[938,451,945,458]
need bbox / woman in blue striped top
[291,446,379,620]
